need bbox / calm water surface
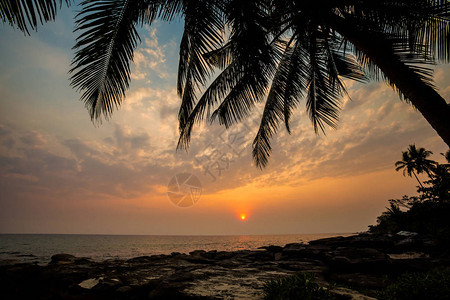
[0,233,351,265]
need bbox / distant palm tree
[395,144,436,187]
[427,163,450,201]
[2,1,449,168]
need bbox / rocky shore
[1,232,449,299]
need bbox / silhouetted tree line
[370,146,450,239]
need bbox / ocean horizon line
[0,232,355,237]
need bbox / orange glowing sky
[0,7,449,235]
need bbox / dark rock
[127,254,169,263]
[74,257,92,265]
[278,261,325,272]
[282,244,330,260]
[390,258,444,273]
[309,236,348,246]
[396,231,419,237]
[258,245,283,253]
[3,232,449,300]
[330,287,378,299]
[281,243,306,257]
[283,243,304,250]
[116,285,132,293]
[324,247,390,273]
[329,273,385,289]
[395,237,419,247]
[214,251,236,260]
[189,250,206,256]
[201,250,218,259]
[50,254,76,264]
[126,255,153,263]
[347,234,396,250]
[242,251,273,261]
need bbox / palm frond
[350,37,437,103]
[339,0,450,62]
[177,60,241,150]
[70,0,159,121]
[252,45,296,168]
[0,0,71,34]
[177,0,224,130]
[157,0,183,21]
[281,41,308,134]
[202,41,233,69]
[305,31,343,133]
[209,0,279,127]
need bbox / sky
[0,4,449,235]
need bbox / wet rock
[189,250,206,256]
[277,260,325,272]
[127,254,169,263]
[126,255,153,263]
[388,252,428,260]
[397,231,419,237]
[259,245,283,253]
[74,257,92,265]
[330,287,378,300]
[200,250,218,259]
[281,243,324,259]
[50,254,76,264]
[309,236,348,246]
[3,233,450,300]
[78,277,102,289]
[324,247,390,273]
[242,250,274,261]
[116,285,132,293]
[283,243,304,251]
[214,251,236,260]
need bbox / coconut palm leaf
[346,0,450,62]
[177,0,224,130]
[252,45,296,168]
[0,0,71,34]
[69,0,159,121]
[209,0,279,127]
[177,60,241,150]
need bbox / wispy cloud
[131,26,176,82]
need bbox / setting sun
[240,214,246,221]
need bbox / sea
[0,233,351,265]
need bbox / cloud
[131,27,174,81]
[20,131,47,148]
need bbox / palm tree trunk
[412,171,424,188]
[331,17,450,148]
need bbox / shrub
[263,273,336,300]
[369,200,450,242]
[379,268,450,300]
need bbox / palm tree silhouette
[395,144,436,188]
[2,1,449,168]
[176,0,450,167]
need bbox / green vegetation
[370,146,450,240]
[263,273,336,300]
[378,268,450,300]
